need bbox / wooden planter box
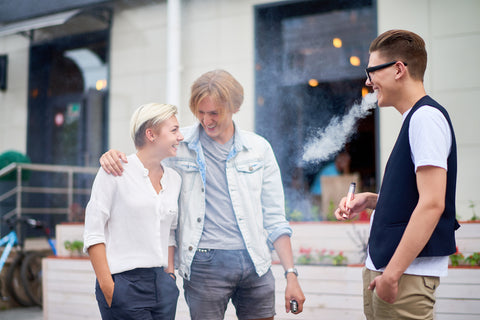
[55,223,88,257]
[43,257,100,320]
[273,265,480,320]
[42,222,480,319]
[288,221,480,266]
[42,261,480,320]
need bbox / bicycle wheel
[21,251,46,306]
[5,252,35,307]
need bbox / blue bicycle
[0,216,57,306]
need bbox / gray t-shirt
[197,128,245,249]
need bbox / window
[255,0,376,221]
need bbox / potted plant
[64,240,86,257]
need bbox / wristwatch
[284,267,298,278]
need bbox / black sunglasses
[365,61,408,82]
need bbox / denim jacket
[164,122,292,280]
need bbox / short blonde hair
[189,69,244,117]
[130,103,177,147]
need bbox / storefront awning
[0,9,80,37]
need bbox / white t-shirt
[366,105,452,277]
[84,154,181,274]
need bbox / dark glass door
[25,30,109,227]
[255,0,377,220]
[27,30,109,167]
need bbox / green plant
[285,201,304,222]
[64,240,84,255]
[465,252,480,266]
[326,200,337,221]
[449,247,464,266]
[296,248,349,266]
[288,209,304,221]
[310,205,321,221]
[331,251,348,266]
[0,150,32,181]
[317,249,331,264]
[469,201,479,221]
[296,247,314,265]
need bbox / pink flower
[299,247,312,254]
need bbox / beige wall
[108,1,169,154]
[0,34,29,153]
[108,0,271,154]
[377,0,480,217]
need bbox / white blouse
[84,154,181,274]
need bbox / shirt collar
[183,121,250,152]
[129,154,149,177]
[130,154,167,185]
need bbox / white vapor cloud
[302,92,378,164]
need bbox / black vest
[369,95,459,269]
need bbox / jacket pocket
[175,160,199,172]
[173,160,201,193]
[193,249,215,264]
[234,159,264,173]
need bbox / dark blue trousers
[95,267,179,320]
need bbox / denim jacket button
[197,217,201,222]
[188,246,193,251]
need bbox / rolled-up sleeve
[168,214,178,247]
[267,223,292,249]
[83,169,113,253]
[167,172,180,247]
[260,141,293,249]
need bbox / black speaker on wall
[0,55,7,91]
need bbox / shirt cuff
[267,224,292,250]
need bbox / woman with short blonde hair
[84,102,184,320]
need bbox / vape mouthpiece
[347,182,356,196]
[343,182,356,218]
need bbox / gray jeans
[183,249,276,320]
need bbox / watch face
[285,268,298,277]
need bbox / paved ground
[0,307,42,320]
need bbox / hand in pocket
[102,282,115,307]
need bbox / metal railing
[0,162,98,237]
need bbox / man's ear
[395,62,408,80]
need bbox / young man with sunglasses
[335,30,458,319]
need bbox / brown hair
[189,69,244,117]
[369,30,427,81]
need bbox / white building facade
[0,0,479,218]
